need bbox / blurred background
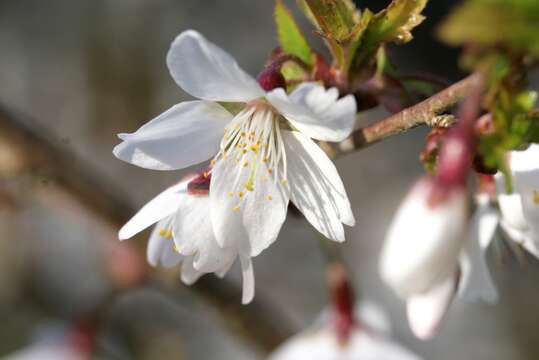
[0,0,538,359]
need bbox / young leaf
[352,0,428,71]
[365,0,427,45]
[303,0,360,41]
[275,0,314,65]
[439,0,539,58]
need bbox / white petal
[282,131,355,242]
[118,181,189,240]
[167,30,264,102]
[407,274,457,340]
[113,101,231,170]
[240,254,255,304]
[519,187,539,236]
[380,179,467,297]
[180,255,203,285]
[147,217,183,268]
[210,151,290,256]
[497,193,529,232]
[172,195,237,273]
[458,200,499,304]
[266,83,356,142]
[508,144,539,174]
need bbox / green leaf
[365,0,427,45]
[297,0,362,69]
[275,0,314,65]
[296,0,319,29]
[439,0,539,58]
[352,0,427,70]
[303,0,361,41]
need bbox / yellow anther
[233,205,241,212]
[210,159,216,166]
[159,229,167,237]
[250,131,256,137]
[250,144,260,153]
[240,131,246,137]
[239,191,245,198]
[172,244,180,253]
[227,192,234,198]
[262,156,269,162]
[267,167,273,174]
[242,149,248,154]
[245,181,254,192]
[243,161,249,167]
[281,178,288,184]
[203,172,209,178]
[533,190,539,205]
[267,195,273,201]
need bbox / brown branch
[333,73,483,156]
[0,106,293,353]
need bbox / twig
[333,73,482,156]
[0,105,293,353]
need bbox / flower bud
[379,177,467,297]
[256,65,286,91]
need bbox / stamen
[233,205,241,212]
[533,190,539,205]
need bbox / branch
[0,106,293,353]
[331,73,482,157]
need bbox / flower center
[212,101,288,210]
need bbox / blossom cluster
[113,23,538,354]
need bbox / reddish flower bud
[328,263,356,344]
[256,66,286,91]
[436,124,475,188]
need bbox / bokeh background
[0,0,538,359]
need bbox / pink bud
[256,66,286,91]
[436,124,474,187]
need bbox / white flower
[269,309,422,360]
[379,177,468,339]
[496,144,539,258]
[118,175,255,304]
[113,30,356,258]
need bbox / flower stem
[330,73,483,157]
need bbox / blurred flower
[269,304,421,360]
[118,173,254,304]
[379,178,467,339]
[271,262,421,360]
[4,343,86,360]
[497,144,539,258]
[4,323,93,360]
[114,30,356,260]
[268,326,422,360]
